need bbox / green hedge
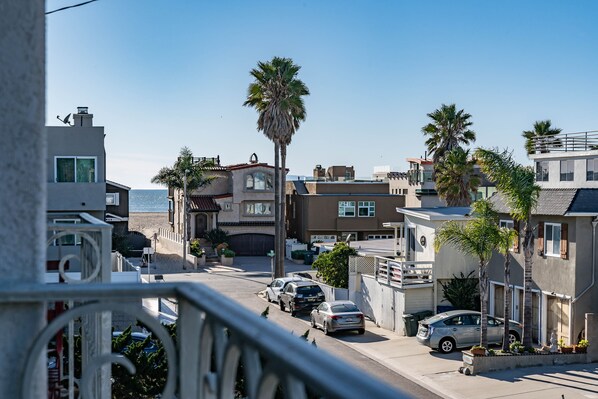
[291,250,310,260]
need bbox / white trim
[105,212,128,222]
[396,207,470,221]
[106,192,119,206]
[106,180,131,191]
[564,212,598,217]
[357,201,375,217]
[544,222,562,257]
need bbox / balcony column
[0,1,46,397]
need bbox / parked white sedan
[310,301,365,335]
[265,277,305,303]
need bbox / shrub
[291,250,310,260]
[189,239,205,257]
[312,242,356,288]
[439,271,480,311]
[216,242,229,255]
[487,349,496,356]
[578,339,589,348]
[205,228,229,247]
[509,341,524,353]
[221,249,235,258]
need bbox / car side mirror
[267,283,271,287]
[317,309,320,313]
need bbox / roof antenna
[56,113,72,126]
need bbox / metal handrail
[7,282,408,399]
[531,130,598,153]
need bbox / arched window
[246,172,273,190]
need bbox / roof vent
[77,106,88,114]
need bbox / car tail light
[356,314,363,319]
[330,315,340,320]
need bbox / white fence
[157,228,200,269]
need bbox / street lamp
[182,169,189,270]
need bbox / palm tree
[496,227,517,351]
[434,148,481,206]
[244,57,309,278]
[474,148,540,347]
[151,147,215,241]
[522,120,562,154]
[422,103,476,165]
[435,199,500,349]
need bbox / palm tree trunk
[280,143,288,278]
[273,141,282,278]
[522,219,534,347]
[502,255,512,352]
[479,259,489,349]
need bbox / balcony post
[0,1,46,397]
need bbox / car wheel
[323,322,330,335]
[357,328,365,335]
[311,317,316,329]
[266,292,272,303]
[279,300,285,312]
[290,304,297,317]
[508,331,520,345]
[438,338,455,354]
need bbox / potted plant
[470,345,486,356]
[220,248,235,266]
[574,339,589,354]
[190,239,206,267]
[559,338,573,354]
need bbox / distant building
[312,164,355,181]
[169,153,277,256]
[105,180,130,235]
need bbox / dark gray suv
[279,281,325,316]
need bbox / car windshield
[330,304,359,313]
[297,286,322,295]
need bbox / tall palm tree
[422,103,476,165]
[496,226,517,351]
[434,147,481,206]
[522,120,562,154]
[244,57,309,278]
[474,148,540,347]
[435,199,500,349]
[151,147,215,241]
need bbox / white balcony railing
[530,130,598,153]
[374,256,433,288]
[29,217,408,398]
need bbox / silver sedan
[310,301,365,335]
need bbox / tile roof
[189,196,221,212]
[489,188,578,216]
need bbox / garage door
[228,234,274,256]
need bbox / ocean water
[129,189,168,213]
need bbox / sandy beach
[129,212,170,239]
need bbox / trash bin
[403,314,418,337]
[303,251,314,265]
[413,310,433,322]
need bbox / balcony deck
[374,256,433,288]
[530,130,598,155]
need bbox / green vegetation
[205,228,229,247]
[434,147,480,206]
[189,239,205,257]
[522,120,562,154]
[312,242,356,288]
[244,57,310,278]
[291,250,311,260]
[439,271,480,311]
[435,199,501,349]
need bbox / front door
[547,296,570,344]
[195,213,208,238]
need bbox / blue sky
[46,0,598,188]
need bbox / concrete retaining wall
[463,352,588,375]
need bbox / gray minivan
[416,310,522,353]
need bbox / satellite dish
[56,113,72,126]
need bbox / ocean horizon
[129,189,168,213]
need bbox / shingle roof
[567,189,598,214]
[189,196,221,212]
[489,188,578,216]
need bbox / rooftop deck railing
[530,130,598,153]
[374,256,433,288]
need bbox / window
[560,160,574,181]
[341,232,357,241]
[55,157,96,183]
[587,158,598,181]
[338,201,355,217]
[245,202,272,215]
[223,202,232,211]
[499,220,514,229]
[544,223,561,257]
[358,201,375,217]
[535,161,549,182]
[52,218,81,246]
[245,172,273,190]
[106,193,119,206]
[368,234,394,240]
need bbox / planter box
[462,351,588,375]
[221,255,234,266]
[574,346,587,354]
[196,255,206,267]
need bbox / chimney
[73,106,93,127]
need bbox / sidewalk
[341,322,598,399]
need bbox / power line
[46,0,98,15]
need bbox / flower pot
[470,348,486,356]
[197,255,206,267]
[573,345,587,354]
[560,346,573,354]
[221,255,234,266]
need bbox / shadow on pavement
[428,350,463,361]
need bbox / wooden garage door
[228,234,274,256]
